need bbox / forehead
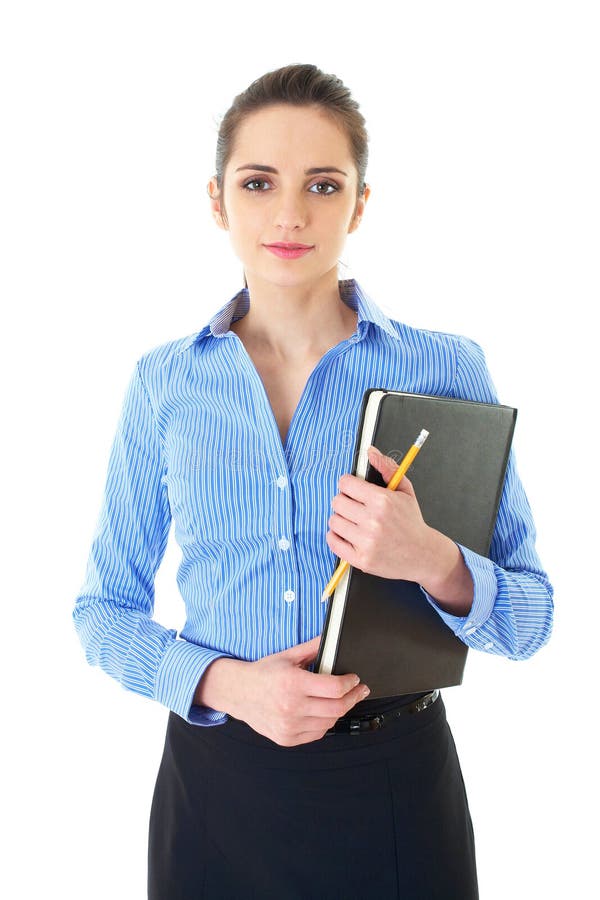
[229,104,353,168]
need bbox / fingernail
[361,686,371,698]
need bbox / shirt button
[483,641,494,650]
[284,590,295,604]
[276,475,288,489]
[278,537,290,551]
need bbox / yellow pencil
[320,428,430,603]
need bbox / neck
[233,271,358,360]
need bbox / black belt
[325,689,440,735]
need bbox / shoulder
[385,315,486,370]
[388,316,464,351]
[131,331,202,401]
[136,332,195,368]
[384,315,497,402]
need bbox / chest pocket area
[163,408,273,549]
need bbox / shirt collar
[176,277,399,354]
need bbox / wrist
[419,529,474,616]
[193,657,249,716]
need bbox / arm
[72,360,234,726]
[421,336,554,660]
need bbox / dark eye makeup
[241,178,340,196]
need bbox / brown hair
[212,63,369,288]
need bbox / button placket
[260,340,358,635]
[272,471,299,627]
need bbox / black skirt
[148,694,478,899]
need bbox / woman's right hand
[194,636,370,746]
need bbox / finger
[280,635,322,665]
[367,444,401,477]
[275,726,333,747]
[280,705,360,745]
[336,470,377,503]
[328,509,358,544]
[330,492,363,525]
[325,527,356,564]
[297,683,370,730]
[296,668,361,698]
[395,474,416,497]
[311,682,370,717]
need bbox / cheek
[226,199,266,231]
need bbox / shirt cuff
[154,638,232,726]
[421,543,498,639]
[188,704,230,726]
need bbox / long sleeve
[421,336,554,660]
[72,361,233,725]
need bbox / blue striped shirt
[73,278,553,727]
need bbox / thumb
[366,444,401,486]
[280,635,322,667]
[394,472,416,497]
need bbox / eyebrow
[234,164,348,176]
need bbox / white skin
[197,104,473,746]
[207,102,367,360]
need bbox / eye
[309,181,339,196]
[242,178,270,192]
[241,179,339,196]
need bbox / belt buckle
[327,690,439,736]
[413,689,438,713]
[349,714,384,734]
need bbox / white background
[1,1,598,897]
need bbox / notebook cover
[314,390,517,699]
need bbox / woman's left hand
[326,445,474,614]
[326,445,437,582]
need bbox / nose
[272,189,308,231]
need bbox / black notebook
[313,389,517,699]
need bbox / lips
[265,243,314,249]
[264,243,314,260]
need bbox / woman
[73,64,553,899]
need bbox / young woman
[73,64,553,899]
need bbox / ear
[208,176,227,230]
[348,183,371,234]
